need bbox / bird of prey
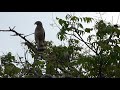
[34,21,45,51]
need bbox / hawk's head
[34,21,43,26]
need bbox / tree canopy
[0,13,120,78]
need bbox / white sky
[0,12,120,57]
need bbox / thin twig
[66,31,97,54]
[116,12,120,24]
[74,29,98,55]
[24,33,34,38]
[17,54,25,67]
[99,12,103,20]
[51,12,61,30]
[24,49,28,63]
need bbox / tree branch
[0,27,39,55]
[74,29,99,55]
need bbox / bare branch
[0,30,12,32]
[66,31,97,54]
[12,26,16,30]
[51,13,61,30]
[0,27,40,55]
[17,54,25,67]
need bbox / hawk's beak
[34,22,37,25]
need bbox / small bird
[34,21,45,51]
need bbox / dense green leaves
[1,52,15,64]
[55,14,120,78]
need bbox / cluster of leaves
[55,14,120,78]
[0,52,21,78]
[56,14,93,41]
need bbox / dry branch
[0,27,39,55]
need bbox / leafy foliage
[1,13,120,78]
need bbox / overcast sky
[0,12,120,57]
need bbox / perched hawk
[34,21,45,51]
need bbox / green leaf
[60,35,64,41]
[78,23,83,28]
[87,35,95,42]
[85,28,93,33]
[86,17,93,23]
[57,32,67,41]
[80,18,82,22]
[56,17,59,20]
[74,39,79,44]
[59,19,64,26]
[83,17,86,22]
[71,16,79,21]
[79,30,85,35]
[82,17,93,23]
[64,22,69,28]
